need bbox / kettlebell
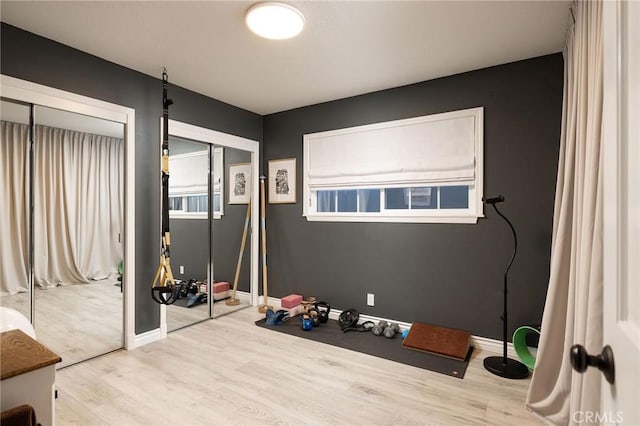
[314,301,331,324]
[301,315,313,331]
[308,309,320,327]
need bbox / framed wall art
[268,158,296,204]
[228,162,251,204]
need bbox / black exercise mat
[172,296,204,308]
[255,318,472,379]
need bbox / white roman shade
[304,107,482,188]
[169,150,209,195]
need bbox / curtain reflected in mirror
[0,100,125,367]
[0,99,32,321]
[33,105,124,367]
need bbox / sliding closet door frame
[159,118,259,337]
[1,74,137,350]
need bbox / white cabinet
[1,329,61,426]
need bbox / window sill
[169,213,222,220]
[303,214,480,224]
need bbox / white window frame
[303,108,484,224]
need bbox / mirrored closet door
[165,136,212,331]
[210,146,253,317]
[165,120,258,332]
[33,105,124,366]
[0,98,33,321]
[0,98,125,367]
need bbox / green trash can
[513,325,541,370]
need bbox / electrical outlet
[367,293,375,306]
[179,265,185,274]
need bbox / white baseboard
[234,290,252,303]
[253,294,281,308]
[471,335,517,358]
[136,291,253,350]
[327,309,412,330]
[127,327,164,350]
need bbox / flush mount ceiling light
[245,2,305,40]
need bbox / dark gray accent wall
[2,21,562,341]
[0,23,262,333]
[262,54,563,340]
[169,219,209,281]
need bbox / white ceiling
[1,1,570,115]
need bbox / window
[169,194,208,214]
[169,148,224,219]
[168,196,183,211]
[303,108,483,223]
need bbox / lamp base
[484,356,529,379]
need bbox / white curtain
[526,1,603,424]
[0,121,123,294]
[0,122,30,294]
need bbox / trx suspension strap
[151,69,177,305]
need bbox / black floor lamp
[483,195,529,379]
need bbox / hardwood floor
[55,308,541,426]
[1,281,249,366]
[167,296,250,332]
[1,278,123,368]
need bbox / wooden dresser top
[1,329,61,380]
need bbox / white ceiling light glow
[245,2,304,40]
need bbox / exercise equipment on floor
[151,68,178,305]
[186,292,207,308]
[258,176,273,313]
[178,279,199,298]
[402,322,472,361]
[338,309,360,331]
[212,281,231,301]
[300,296,316,313]
[254,315,472,379]
[314,301,331,323]
[176,279,208,307]
[341,320,375,333]
[372,320,400,338]
[264,308,289,326]
[512,325,541,370]
[301,314,314,331]
[280,294,304,317]
[170,279,235,308]
[226,199,251,306]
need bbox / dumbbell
[383,323,400,338]
[371,320,388,336]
